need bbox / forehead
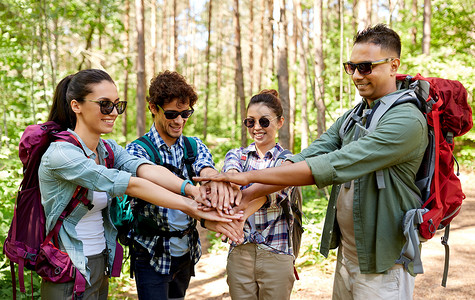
[88,81,118,99]
[247,103,274,117]
[350,42,391,63]
[162,98,190,110]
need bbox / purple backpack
[3,121,120,299]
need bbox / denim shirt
[38,129,151,283]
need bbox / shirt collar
[66,129,108,162]
[243,142,283,160]
[149,124,184,150]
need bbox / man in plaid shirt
[126,70,240,300]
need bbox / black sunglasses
[88,100,127,115]
[243,116,278,128]
[157,105,194,119]
[343,58,395,76]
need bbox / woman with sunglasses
[218,89,296,300]
[38,69,242,299]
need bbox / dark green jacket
[289,90,428,274]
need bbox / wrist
[181,179,193,196]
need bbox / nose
[110,106,119,116]
[352,68,365,80]
[173,114,184,123]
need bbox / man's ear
[390,58,401,74]
[149,103,158,114]
[70,99,81,113]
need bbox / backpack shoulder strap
[134,135,162,165]
[102,140,115,168]
[183,136,198,179]
[273,149,293,167]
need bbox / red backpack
[3,121,120,299]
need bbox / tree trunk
[171,0,178,71]
[135,0,146,137]
[257,0,266,90]
[356,0,370,31]
[411,0,417,46]
[203,0,213,140]
[233,0,247,147]
[267,0,275,75]
[314,0,326,137]
[276,0,290,149]
[422,0,431,55]
[161,0,168,70]
[249,0,254,96]
[295,0,309,149]
[151,0,157,76]
[122,0,130,138]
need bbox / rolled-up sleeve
[192,137,216,175]
[222,148,244,172]
[42,141,149,197]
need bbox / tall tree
[122,0,130,138]
[411,0,418,46]
[257,0,266,90]
[314,0,326,137]
[161,0,168,70]
[171,0,178,71]
[356,0,371,31]
[151,0,157,75]
[233,0,247,147]
[295,0,309,149]
[267,0,275,75]
[422,0,431,54]
[276,0,290,149]
[135,0,146,136]
[203,0,213,140]
[249,0,254,96]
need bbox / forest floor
[123,171,475,299]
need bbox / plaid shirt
[125,125,215,274]
[223,143,294,255]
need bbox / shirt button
[333,206,336,209]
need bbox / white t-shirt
[76,191,108,256]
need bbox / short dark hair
[354,23,401,58]
[48,69,114,130]
[247,89,283,118]
[148,71,198,112]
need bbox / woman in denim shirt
[38,69,242,299]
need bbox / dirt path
[186,172,475,300]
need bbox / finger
[193,176,213,182]
[233,188,242,207]
[210,182,219,208]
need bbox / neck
[255,142,275,158]
[73,125,101,152]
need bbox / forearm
[136,163,195,197]
[125,176,195,215]
[244,161,315,186]
[199,166,218,177]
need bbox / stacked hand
[189,175,248,245]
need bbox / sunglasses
[157,105,194,119]
[88,100,127,115]
[343,58,395,76]
[243,116,278,128]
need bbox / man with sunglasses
[125,70,240,300]
[196,24,427,299]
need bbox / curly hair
[247,89,283,118]
[148,71,198,113]
[354,23,401,58]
